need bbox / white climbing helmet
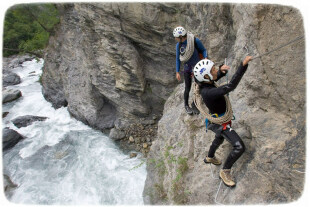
[193,59,215,82]
[173,26,187,37]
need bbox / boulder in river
[12,115,48,128]
[3,72,21,87]
[2,127,24,151]
[3,112,9,118]
[2,88,22,103]
[3,174,18,199]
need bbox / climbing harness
[252,35,304,60]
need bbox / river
[2,58,146,205]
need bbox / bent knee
[234,141,245,154]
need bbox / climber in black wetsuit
[193,56,252,187]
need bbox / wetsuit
[176,38,207,107]
[199,62,248,169]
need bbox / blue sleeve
[195,38,208,58]
[176,43,180,72]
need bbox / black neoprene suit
[199,62,248,169]
[184,71,192,106]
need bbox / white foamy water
[2,59,146,205]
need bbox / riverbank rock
[2,127,25,151]
[109,128,126,140]
[2,54,34,70]
[130,152,138,158]
[12,115,48,128]
[117,121,158,157]
[2,88,22,103]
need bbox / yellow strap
[211,113,219,118]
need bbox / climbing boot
[191,102,200,115]
[219,169,236,187]
[204,156,222,165]
[185,105,193,115]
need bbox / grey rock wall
[42,3,180,131]
[143,3,305,205]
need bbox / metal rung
[209,163,220,179]
[214,180,224,205]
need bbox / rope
[179,32,195,62]
[252,35,304,60]
[225,58,228,85]
[194,82,233,125]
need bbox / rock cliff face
[42,3,180,132]
[41,3,305,204]
[143,4,305,205]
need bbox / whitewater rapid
[2,59,147,205]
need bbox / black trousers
[184,71,192,106]
[207,124,245,169]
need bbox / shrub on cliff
[3,4,59,57]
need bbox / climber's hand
[220,65,230,73]
[176,72,181,81]
[243,56,253,66]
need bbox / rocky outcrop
[143,4,305,205]
[42,3,178,132]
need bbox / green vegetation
[147,142,191,204]
[3,4,59,57]
[171,156,189,204]
[128,160,146,171]
[163,144,190,204]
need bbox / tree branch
[24,5,54,34]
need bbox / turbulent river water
[2,59,147,205]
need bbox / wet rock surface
[3,72,21,87]
[2,88,22,103]
[2,127,25,151]
[12,115,48,128]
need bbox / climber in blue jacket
[173,26,208,115]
